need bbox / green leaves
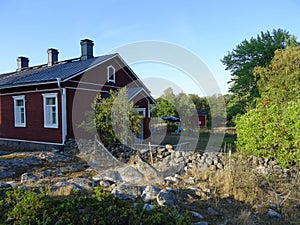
[221,29,299,123]
[236,101,300,167]
[0,188,191,225]
[80,87,142,146]
[236,46,300,167]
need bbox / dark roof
[127,87,156,104]
[0,54,117,89]
[194,109,207,116]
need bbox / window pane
[16,99,24,106]
[45,106,51,125]
[51,106,56,124]
[46,97,55,105]
[108,66,115,81]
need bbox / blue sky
[1,0,299,96]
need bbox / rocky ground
[0,142,299,225]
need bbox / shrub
[0,187,191,225]
[236,101,300,167]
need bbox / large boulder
[141,185,161,203]
[0,182,12,188]
[20,173,39,184]
[130,155,163,184]
[111,182,141,200]
[117,166,144,184]
[157,189,178,207]
[67,178,93,191]
[93,170,122,183]
[50,181,83,195]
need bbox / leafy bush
[80,88,142,146]
[0,187,191,225]
[236,101,300,167]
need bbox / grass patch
[151,128,236,152]
[0,153,28,160]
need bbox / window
[13,95,26,127]
[107,65,116,83]
[43,93,58,128]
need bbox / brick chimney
[17,57,29,71]
[80,39,94,60]
[47,48,59,66]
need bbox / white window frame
[13,95,26,127]
[136,108,146,118]
[42,93,58,128]
[135,108,146,141]
[107,65,116,83]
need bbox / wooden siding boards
[0,89,63,143]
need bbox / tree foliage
[236,46,300,166]
[221,29,298,123]
[254,46,300,103]
[80,88,142,146]
[151,88,199,128]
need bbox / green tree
[254,46,300,103]
[188,94,209,112]
[151,88,198,132]
[151,97,177,118]
[207,94,227,127]
[221,29,298,123]
[236,46,300,166]
[175,92,196,129]
[80,87,142,146]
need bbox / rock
[37,152,71,163]
[143,203,154,211]
[157,189,178,207]
[111,182,141,200]
[35,169,64,178]
[141,185,161,203]
[93,170,122,183]
[50,181,83,195]
[60,164,88,173]
[68,178,93,191]
[164,176,181,184]
[117,166,144,184]
[20,173,39,184]
[205,158,213,167]
[216,162,224,169]
[99,180,111,187]
[0,182,12,188]
[132,155,162,182]
[189,211,205,219]
[267,209,282,218]
[185,177,195,184]
[207,207,221,216]
[174,156,185,164]
[193,222,208,225]
[165,144,173,150]
[0,169,16,180]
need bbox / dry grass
[190,156,266,205]
[0,153,28,159]
[184,153,300,224]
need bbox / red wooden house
[0,39,155,150]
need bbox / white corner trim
[61,88,67,144]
